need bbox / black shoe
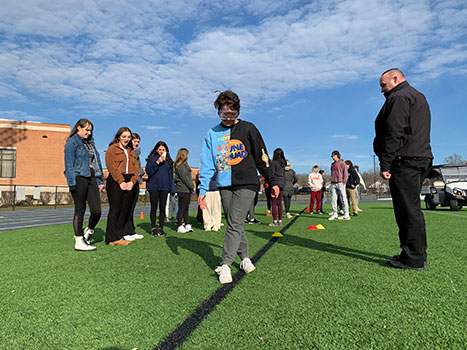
[249,219,261,224]
[245,219,250,223]
[159,228,167,237]
[319,210,326,214]
[385,258,425,270]
[151,228,159,237]
[353,213,358,216]
[393,254,427,266]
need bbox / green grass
[1,202,466,349]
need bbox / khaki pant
[202,190,222,230]
[346,188,358,215]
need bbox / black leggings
[283,192,292,213]
[71,171,101,236]
[177,192,191,226]
[123,182,139,235]
[149,190,169,229]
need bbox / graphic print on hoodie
[199,120,276,196]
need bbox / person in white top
[307,165,324,214]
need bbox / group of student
[64,120,196,251]
[65,90,366,284]
[305,151,365,220]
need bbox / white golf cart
[422,164,467,211]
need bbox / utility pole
[372,155,377,197]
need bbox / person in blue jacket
[145,141,175,237]
[198,90,279,284]
[64,118,104,251]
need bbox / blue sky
[1,0,466,174]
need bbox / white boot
[75,236,97,251]
[83,227,94,245]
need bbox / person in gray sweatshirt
[328,150,350,220]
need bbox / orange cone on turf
[305,206,310,213]
[308,225,318,230]
[140,211,144,219]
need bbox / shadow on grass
[91,228,105,243]
[165,236,222,269]
[251,230,389,266]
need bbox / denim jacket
[64,134,104,187]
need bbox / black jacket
[373,81,433,171]
[270,159,286,189]
[346,166,360,189]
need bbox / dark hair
[345,160,353,167]
[67,118,93,141]
[381,68,405,78]
[132,132,141,140]
[214,90,240,112]
[273,148,285,161]
[331,150,341,158]
[147,141,174,166]
[354,165,359,171]
[109,127,132,147]
[313,164,319,169]
[319,169,325,175]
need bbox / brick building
[0,119,70,189]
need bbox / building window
[0,148,16,178]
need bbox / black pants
[177,192,191,226]
[71,171,101,236]
[149,190,169,229]
[105,174,137,244]
[389,157,432,267]
[123,182,139,235]
[283,191,292,213]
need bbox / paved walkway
[0,197,383,232]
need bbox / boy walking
[198,91,278,284]
[328,150,350,220]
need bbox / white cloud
[332,134,359,140]
[0,0,466,116]
[144,125,166,130]
[0,110,49,122]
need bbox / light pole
[372,154,377,197]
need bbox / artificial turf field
[1,201,466,350]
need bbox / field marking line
[154,207,307,350]
[424,211,467,219]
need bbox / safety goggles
[218,109,239,120]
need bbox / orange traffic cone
[305,206,310,213]
[140,211,144,219]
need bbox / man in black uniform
[373,68,433,270]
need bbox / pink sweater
[330,158,348,184]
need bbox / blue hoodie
[145,154,175,194]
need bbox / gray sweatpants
[220,188,256,265]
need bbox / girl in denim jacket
[64,119,104,251]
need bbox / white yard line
[424,211,467,219]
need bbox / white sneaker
[357,208,363,212]
[83,227,94,245]
[75,236,96,251]
[328,213,338,221]
[123,235,136,241]
[339,210,345,215]
[185,224,193,232]
[214,264,232,284]
[240,258,256,274]
[338,215,351,220]
[286,213,292,219]
[131,234,144,239]
[177,225,189,233]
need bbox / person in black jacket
[373,68,433,270]
[269,148,286,227]
[345,160,360,216]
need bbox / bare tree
[444,153,465,165]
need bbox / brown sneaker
[109,239,131,246]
